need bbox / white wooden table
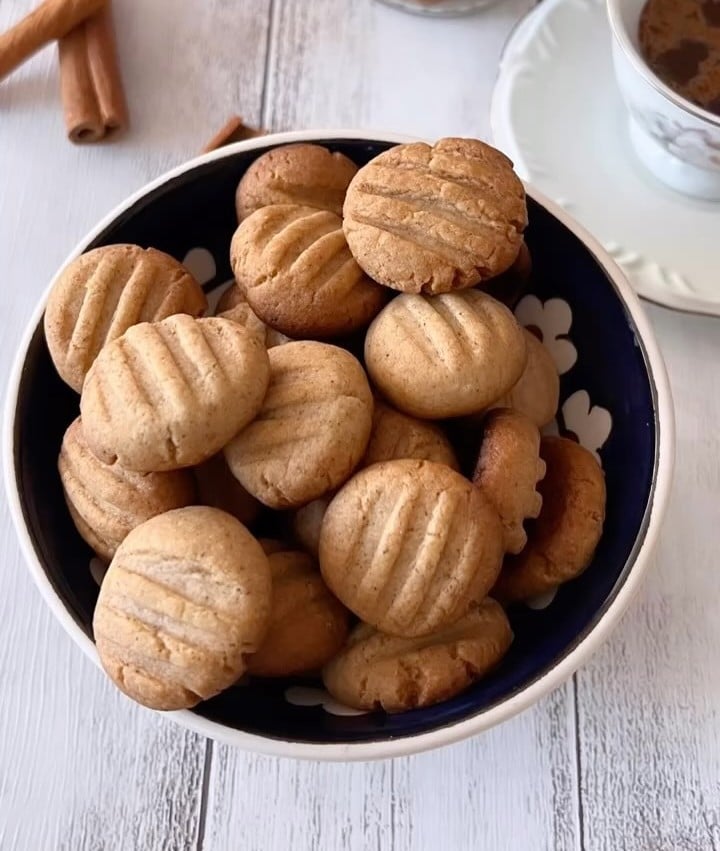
[1,1,719,848]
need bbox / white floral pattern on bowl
[284,686,368,717]
[514,295,577,375]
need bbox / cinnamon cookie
[291,496,331,558]
[472,409,546,554]
[343,138,527,294]
[319,460,504,637]
[45,244,207,392]
[247,549,349,677]
[194,452,260,527]
[81,315,270,472]
[230,204,387,338]
[235,143,358,221]
[323,599,512,712]
[59,417,196,561]
[365,290,526,418]
[93,507,272,710]
[363,400,459,469]
[493,329,559,428]
[215,284,291,349]
[494,437,606,603]
[224,341,373,508]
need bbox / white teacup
[607,0,720,200]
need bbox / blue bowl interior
[13,139,656,744]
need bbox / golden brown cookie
[365,290,526,419]
[80,315,270,472]
[343,138,527,294]
[319,459,504,637]
[291,496,331,558]
[493,329,559,428]
[225,341,373,508]
[45,244,207,393]
[472,409,546,555]
[215,284,291,349]
[93,506,272,710]
[247,549,349,677]
[58,417,196,561]
[484,241,532,307]
[493,436,606,603]
[235,143,359,221]
[194,452,260,527]
[364,400,459,469]
[323,599,512,712]
[230,204,387,339]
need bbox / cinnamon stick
[0,0,106,83]
[59,5,128,143]
[201,116,266,153]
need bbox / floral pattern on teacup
[631,108,720,170]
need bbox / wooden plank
[577,306,720,851]
[263,0,537,139]
[203,3,579,850]
[0,1,271,848]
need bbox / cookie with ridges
[215,284,291,348]
[224,341,373,508]
[93,507,272,710]
[231,204,387,339]
[343,138,527,294]
[247,550,350,677]
[472,409,546,554]
[363,400,459,469]
[80,315,270,472]
[493,436,606,603]
[319,459,504,637]
[323,599,512,712]
[59,417,196,561]
[45,244,207,393]
[365,290,526,419]
[492,329,559,428]
[235,143,358,221]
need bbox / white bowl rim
[606,0,720,129]
[3,128,675,762]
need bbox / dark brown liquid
[639,0,720,116]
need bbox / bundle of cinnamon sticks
[0,0,128,143]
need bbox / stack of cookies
[47,138,606,716]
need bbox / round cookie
[215,284,291,349]
[247,550,350,677]
[93,506,272,710]
[80,315,270,472]
[319,459,504,638]
[472,409,546,555]
[292,496,331,558]
[363,400,459,469]
[194,452,260,528]
[45,244,207,393]
[484,241,532,307]
[493,329,559,428]
[365,290,527,419]
[343,137,527,294]
[235,143,359,221]
[230,204,387,339]
[224,341,373,509]
[323,598,512,712]
[493,436,606,603]
[59,417,197,562]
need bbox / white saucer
[491,0,720,317]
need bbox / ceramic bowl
[4,130,674,761]
[607,0,720,200]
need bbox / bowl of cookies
[4,130,673,760]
